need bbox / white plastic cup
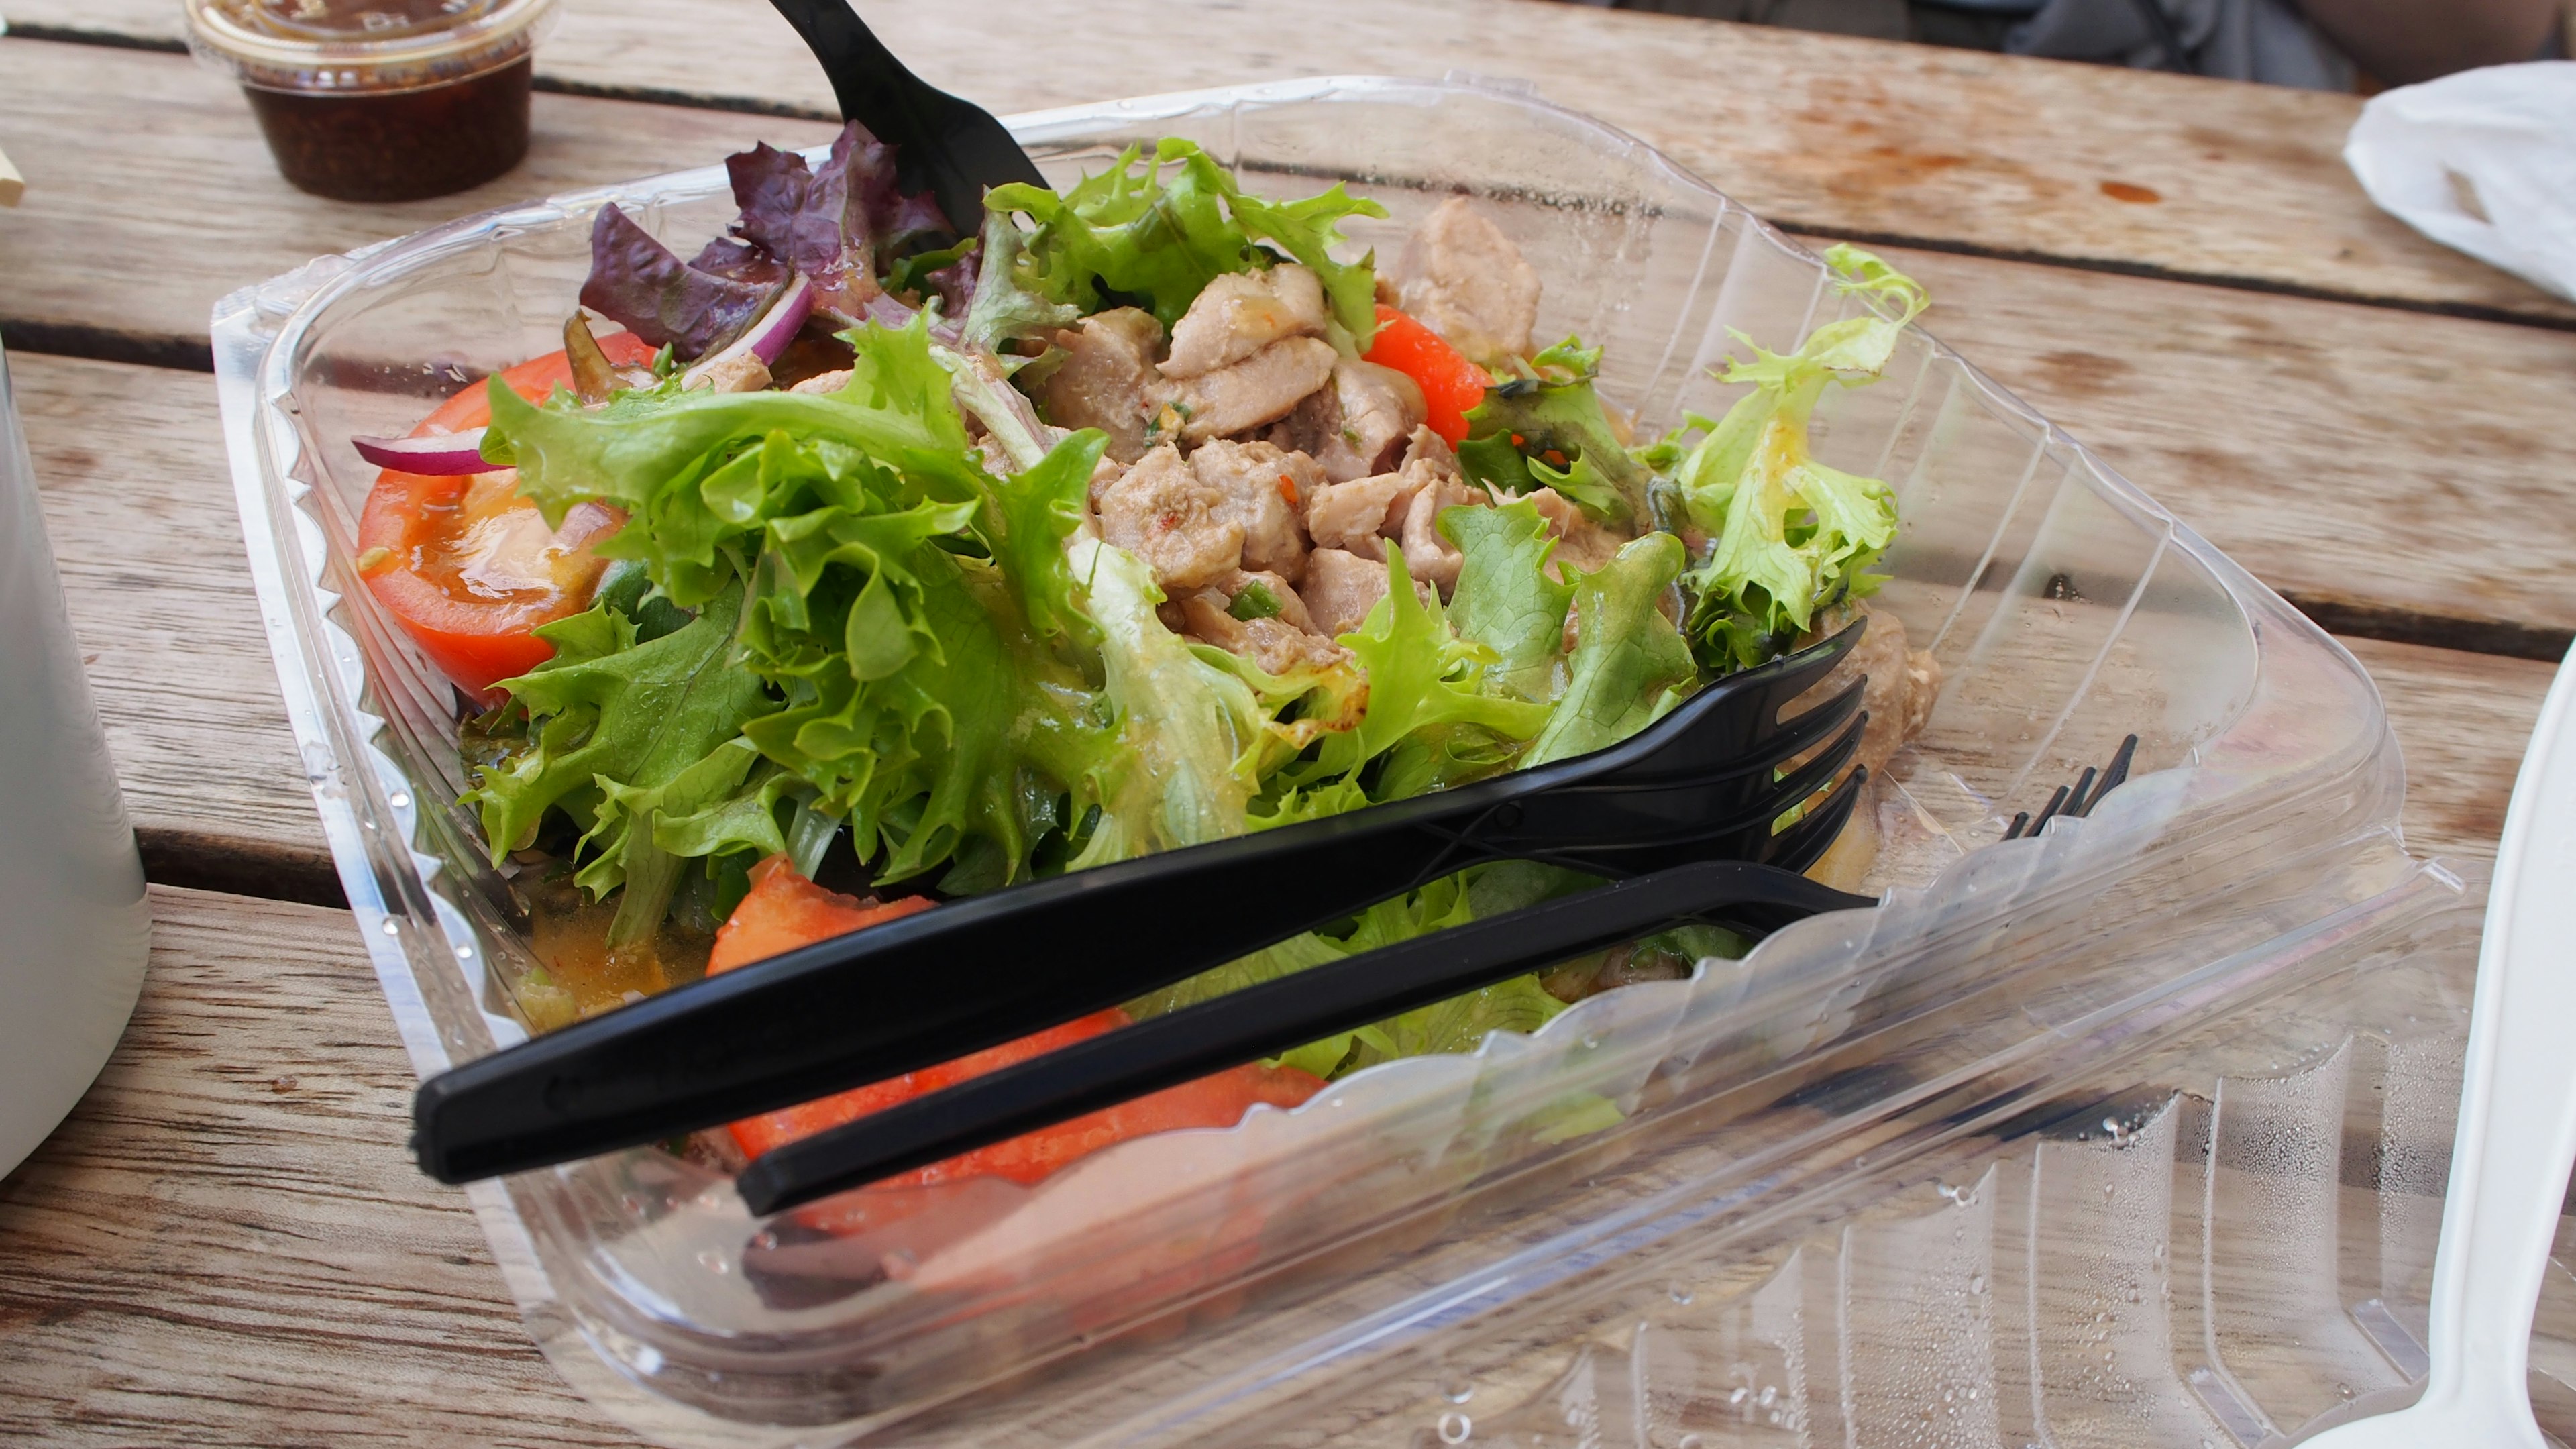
[0,341,151,1177]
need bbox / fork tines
[2004,733,2139,841]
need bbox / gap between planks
[3,4,2572,331]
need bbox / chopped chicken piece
[1297,548,1392,638]
[1391,196,1542,365]
[1220,568,1321,633]
[1303,472,1409,562]
[1266,360,1427,482]
[684,353,773,394]
[1160,265,1328,379]
[1176,337,1337,442]
[1399,425,1462,482]
[1399,472,1489,597]
[788,368,852,395]
[1093,442,1324,592]
[1038,308,1176,464]
[1178,573,1349,676]
[1524,487,1623,576]
[1185,441,1318,582]
[1093,445,1241,591]
[1792,603,1942,777]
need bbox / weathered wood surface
[10,0,2569,327]
[6,40,2574,647]
[13,353,337,902]
[1,9,2569,1437]
[0,887,631,1448]
[0,37,841,366]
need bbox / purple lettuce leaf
[578,203,782,359]
[724,123,955,325]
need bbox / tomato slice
[1362,304,1492,445]
[356,334,659,698]
[706,856,1326,1191]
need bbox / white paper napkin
[2345,61,2576,303]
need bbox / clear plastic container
[209,76,2451,1446]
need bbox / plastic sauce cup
[183,0,559,203]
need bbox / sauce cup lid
[184,0,559,92]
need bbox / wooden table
[1,3,2569,1442]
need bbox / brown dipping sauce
[245,56,532,203]
[185,0,555,203]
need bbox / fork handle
[737,860,1874,1212]
[415,775,1556,1183]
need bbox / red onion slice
[681,273,816,388]
[353,427,495,476]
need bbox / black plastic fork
[2002,733,2139,840]
[762,0,1048,234]
[411,625,1876,1185]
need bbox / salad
[354,123,1939,1201]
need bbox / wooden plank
[0,886,633,1448]
[2341,635,2551,864]
[0,37,841,366]
[1851,241,2576,651]
[9,0,2569,329]
[13,352,337,903]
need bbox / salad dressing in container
[183,0,557,203]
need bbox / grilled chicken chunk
[1093,442,1321,592]
[1161,265,1328,379]
[1038,308,1176,464]
[1297,546,1440,638]
[1303,471,1409,562]
[1176,337,1338,442]
[1093,445,1241,590]
[1184,440,1319,583]
[1391,197,1541,365]
[1179,570,1349,676]
[1266,359,1428,482]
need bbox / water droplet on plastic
[695,1248,731,1275]
[1437,1411,1472,1444]
[1968,1273,1988,1295]
[1442,1378,1474,1404]
[1668,1283,1695,1305]
[1678,1436,1706,1449]
[381,919,400,936]
[1730,1387,1750,1406]
[1759,1385,1777,1407]
[1580,1033,1603,1051]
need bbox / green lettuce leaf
[466,584,780,939]
[1313,545,1550,786]
[982,138,1387,345]
[1441,499,1575,702]
[959,206,1081,357]
[1456,335,1646,523]
[480,313,1115,890]
[1525,532,1698,767]
[1066,537,1273,865]
[1655,245,1925,673]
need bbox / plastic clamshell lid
[209,75,2438,1448]
[184,0,556,89]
